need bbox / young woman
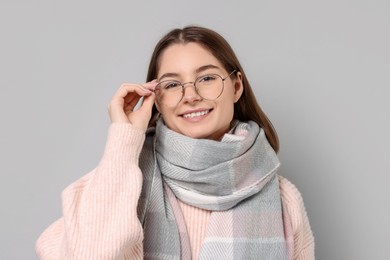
[36,26,314,259]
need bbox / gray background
[1,0,389,259]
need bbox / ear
[233,72,244,103]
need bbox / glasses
[154,70,236,106]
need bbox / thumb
[139,92,156,115]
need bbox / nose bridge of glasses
[182,81,196,89]
[181,81,200,98]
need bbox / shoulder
[278,175,307,229]
[278,175,304,211]
[278,175,315,259]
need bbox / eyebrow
[158,64,221,81]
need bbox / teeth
[183,110,210,118]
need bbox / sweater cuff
[101,123,146,164]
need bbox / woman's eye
[199,75,216,83]
[164,82,180,90]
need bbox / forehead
[157,43,224,76]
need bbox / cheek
[159,105,179,127]
[219,90,236,111]
[215,99,235,122]
[221,95,237,120]
[157,102,175,115]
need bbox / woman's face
[155,42,243,140]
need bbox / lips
[182,109,212,118]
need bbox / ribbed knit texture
[279,177,315,260]
[35,123,315,259]
[177,200,211,260]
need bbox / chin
[175,127,208,138]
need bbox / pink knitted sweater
[36,123,314,259]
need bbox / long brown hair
[146,26,279,152]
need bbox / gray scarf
[137,119,289,259]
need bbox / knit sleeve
[35,123,146,260]
[279,176,315,260]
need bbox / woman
[36,26,314,259]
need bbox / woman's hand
[108,80,158,131]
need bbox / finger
[124,92,140,104]
[117,83,152,99]
[142,79,158,91]
[109,101,131,123]
[138,92,155,114]
[124,102,136,115]
[125,95,143,111]
[121,92,151,112]
[108,85,147,116]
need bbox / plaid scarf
[138,119,289,259]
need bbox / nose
[182,82,201,102]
